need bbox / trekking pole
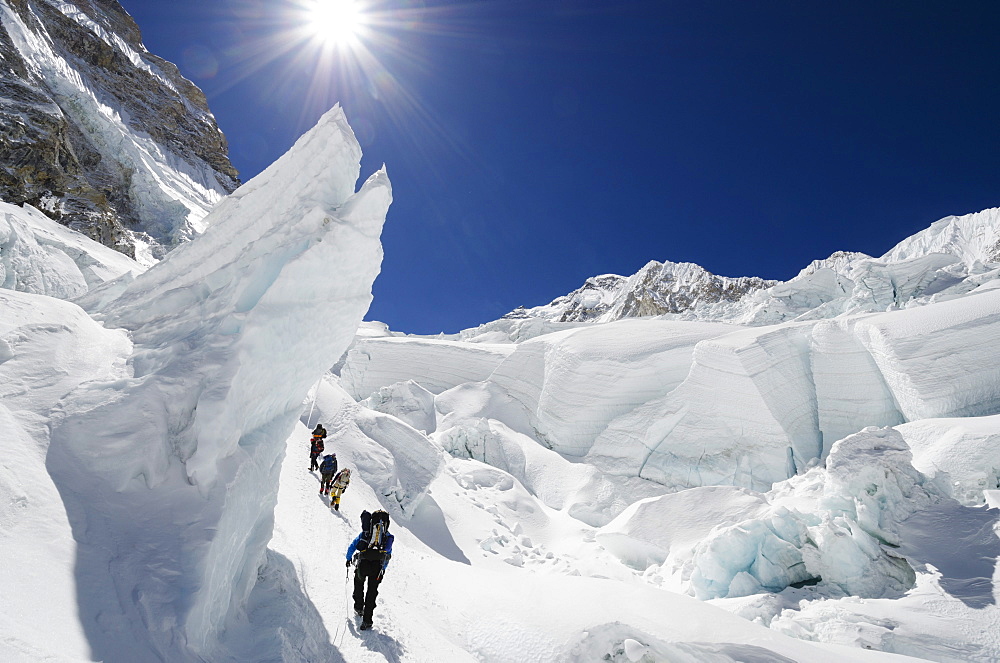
[335,563,350,647]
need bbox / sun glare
[307,0,366,47]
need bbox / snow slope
[0,200,142,297]
[0,288,131,662]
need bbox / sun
[306,0,367,47]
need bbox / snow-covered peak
[497,259,775,327]
[881,206,1000,268]
[473,206,1000,337]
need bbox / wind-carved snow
[46,106,390,661]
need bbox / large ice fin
[48,105,390,661]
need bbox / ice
[0,201,142,298]
[487,319,736,456]
[896,415,1000,505]
[854,288,1000,420]
[591,322,822,490]
[44,105,390,660]
[361,379,437,433]
[809,319,903,454]
[341,336,514,399]
[597,428,944,602]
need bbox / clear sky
[116,0,1000,334]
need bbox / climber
[308,433,325,471]
[346,510,393,630]
[328,467,351,510]
[319,453,338,494]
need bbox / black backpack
[358,510,391,555]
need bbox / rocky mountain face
[503,260,776,324]
[0,0,239,262]
[484,207,1000,339]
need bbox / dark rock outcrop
[0,0,239,259]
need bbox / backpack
[320,454,337,474]
[358,510,390,554]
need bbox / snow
[0,288,131,662]
[264,382,919,663]
[0,201,142,298]
[896,415,1000,506]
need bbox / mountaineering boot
[360,621,372,630]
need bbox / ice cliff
[47,105,390,661]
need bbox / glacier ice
[0,201,142,298]
[46,105,390,660]
[896,414,1000,506]
[341,335,514,399]
[598,427,941,601]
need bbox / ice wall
[341,336,514,399]
[598,428,941,600]
[48,106,390,661]
[854,288,1000,420]
[347,287,1000,498]
[488,319,736,456]
[589,290,1000,491]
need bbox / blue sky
[117,0,1000,334]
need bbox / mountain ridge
[0,0,239,262]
